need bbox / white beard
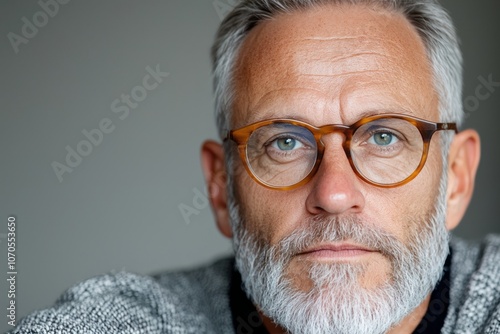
[228,176,450,334]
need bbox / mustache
[263,215,411,263]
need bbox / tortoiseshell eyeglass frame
[223,114,458,190]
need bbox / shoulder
[450,234,500,288]
[8,258,235,334]
[445,234,500,334]
[154,257,235,330]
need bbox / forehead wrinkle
[291,38,406,77]
[296,69,392,79]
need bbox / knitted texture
[8,235,500,334]
[442,235,500,334]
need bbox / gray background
[0,1,499,332]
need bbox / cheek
[235,171,306,244]
[366,147,442,241]
[361,151,441,242]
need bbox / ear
[200,140,232,238]
[445,129,481,231]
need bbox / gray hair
[211,0,463,139]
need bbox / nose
[305,135,365,215]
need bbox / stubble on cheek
[237,183,304,245]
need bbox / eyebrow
[353,108,417,122]
[242,108,417,127]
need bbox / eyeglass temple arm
[437,122,458,133]
[222,131,231,142]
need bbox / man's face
[230,4,442,289]
[225,4,450,334]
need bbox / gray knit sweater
[8,235,500,334]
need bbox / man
[9,0,499,333]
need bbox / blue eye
[273,137,304,151]
[370,132,398,146]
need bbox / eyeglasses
[224,114,457,190]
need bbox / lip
[296,243,378,260]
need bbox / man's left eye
[369,132,399,146]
